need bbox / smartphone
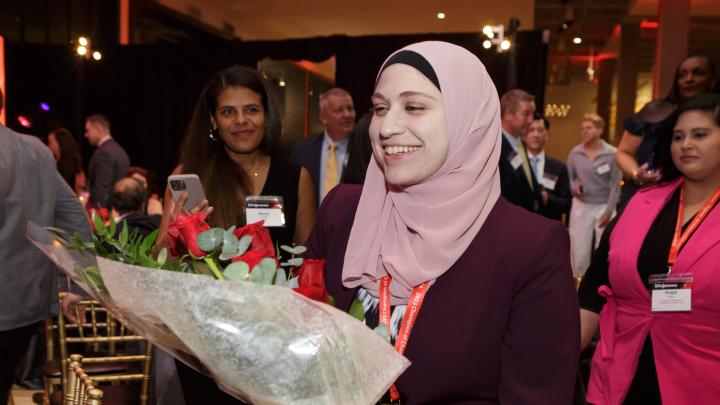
[168,174,207,211]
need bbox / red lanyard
[379,275,430,402]
[667,183,720,270]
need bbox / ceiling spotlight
[500,40,511,50]
[278,79,286,87]
[573,37,582,44]
[92,51,102,60]
[483,40,492,49]
[436,12,446,20]
[78,36,88,46]
[77,46,87,56]
[482,25,494,38]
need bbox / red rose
[233,221,275,259]
[293,259,329,303]
[166,211,210,258]
[231,249,266,271]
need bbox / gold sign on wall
[545,104,572,118]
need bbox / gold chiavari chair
[65,354,103,405]
[44,293,153,405]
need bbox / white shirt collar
[97,135,112,147]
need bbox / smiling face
[320,94,356,140]
[370,64,449,187]
[671,110,720,182]
[213,86,266,155]
[677,56,717,100]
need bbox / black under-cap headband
[379,50,441,91]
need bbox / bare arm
[616,130,642,178]
[580,308,600,351]
[293,167,317,245]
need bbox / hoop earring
[209,127,218,142]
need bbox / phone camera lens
[171,180,187,190]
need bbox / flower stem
[204,257,225,280]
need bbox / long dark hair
[50,128,82,170]
[342,111,373,185]
[657,93,720,182]
[665,54,720,104]
[180,65,282,228]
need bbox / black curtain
[5,31,546,187]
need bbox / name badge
[508,151,523,170]
[245,196,285,227]
[595,163,611,175]
[541,173,559,190]
[649,273,693,312]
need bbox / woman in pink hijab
[304,41,579,404]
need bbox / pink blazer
[587,178,720,405]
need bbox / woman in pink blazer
[579,92,720,404]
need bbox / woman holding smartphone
[156,65,317,404]
[157,65,316,251]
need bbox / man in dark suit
[84,114,130,209]
[111,176,161,238]
[498,89,544,214]
[291,88,355,205]
[523,115,572,223]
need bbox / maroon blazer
[305,184,580,404]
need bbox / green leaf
[287,276,299,289]
[224,261,250,282]
[273,268,287,286]
[119,222,129,246]
[139,229,158,256]
[348,299,365,322]
[235,235,252,257]
[284,257,303,267]
[247,259,275,285]
[374,324,389,340]
[92,212,106,235]
[219,232,240,261]
[156,248,168,266]
[108,216,117,236]
[196,228,224,252]
[45,227,69,235]
[280,245,307,255]
[328,295,335,307]
[83,265,105,289]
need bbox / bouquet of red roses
[27,215,409,405]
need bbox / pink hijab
[342,41,502,305]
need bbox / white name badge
[649,273,693,312]
[541,173,559,191]
[595,163,611,175]
[245,196,285,227]
[509,151,523,170]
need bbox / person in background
[567,113,622,275]
[47,128,86,195]
[0,89,91,404]
[499,89,544,214]
[341,111,373,185]
[615,54,719,207]
[126,166,163,216]
[111,176,161,238]
[84,114,130,209]
[304,41,578,404]
[522,113,572,222]
[579,93,720,404]
[291,87,356,204]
